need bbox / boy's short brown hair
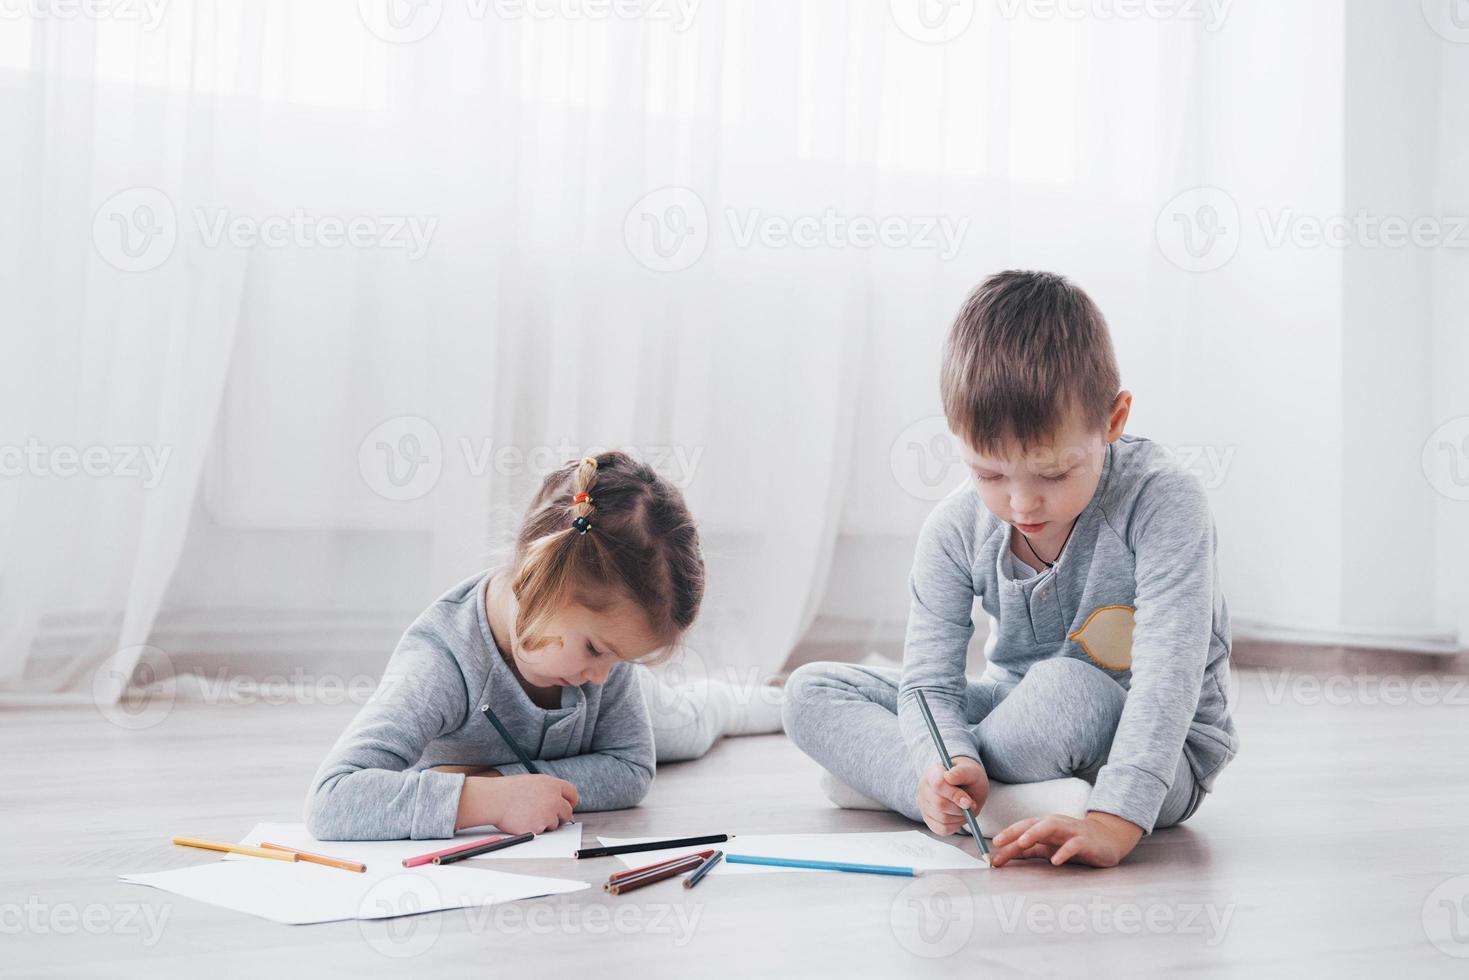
[940,270,1120,454]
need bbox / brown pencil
[260,842,366,873]
[607,849,717,885]
[604,853,707,895]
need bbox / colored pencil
[914,690,991,861]
[575,834,730,859]
[725,854,916,877]
[683,851,723,889]
[402,835,507,868]
[607,849,717,884]
[604,853,707,895]
[480,702,541,775]
[171,836,298,862]
[259,842,366,873]
[432,832,534,864]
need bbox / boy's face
[959,394,1129,537]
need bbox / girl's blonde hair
[509,451,703,665]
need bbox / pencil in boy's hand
[913,690,991,862]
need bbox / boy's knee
[1026,655,1117,696]
[781,661,837,739]
[1021,656,1126,739]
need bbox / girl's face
[514,595,664,689]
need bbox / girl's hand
[989,811,1144,868]
[917,756,988,836]
[460,773,578,835]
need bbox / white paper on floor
[221,820,582,865]
[120,860,586,925]
[119,822,587,925]
[596,831,989,875]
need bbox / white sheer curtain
[5,2,1459,705]
[0,6,263,700]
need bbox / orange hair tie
[573,492,591,505]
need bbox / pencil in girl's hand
[914,690,991,862]
[432,832,534,864]
[171,836,298,862]
[259,842,365,873]
[480,703,541,775]
[683,851,723,888]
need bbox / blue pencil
[725,854,916,877]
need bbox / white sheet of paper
[597,831,988,875]
[220,820,582,866]
[120,859,586,925]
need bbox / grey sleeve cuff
[1086,762,1170,834]
[410,769,466,840]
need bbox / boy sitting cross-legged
[783,270,1238,868]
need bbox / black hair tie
[572,516,592,535]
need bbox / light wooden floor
[5,666,1469,978]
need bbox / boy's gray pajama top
[898,434,1239,832]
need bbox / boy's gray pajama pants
[782,656,1203,831]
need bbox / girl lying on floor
[304,452,780,841]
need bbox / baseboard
[131,608,1469,679]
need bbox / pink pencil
[402,834,507,868]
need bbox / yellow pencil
[171,836,299,861]
[260,842,366,873]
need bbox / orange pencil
[260,842,367,873]
[171,836,298,861]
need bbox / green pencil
[914,690,990,862]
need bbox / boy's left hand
[989,811,1143,868]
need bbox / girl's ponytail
[508,452,702,661]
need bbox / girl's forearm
[454,774,505,831]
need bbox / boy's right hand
[460,773,578,835]
[918,756,988,836]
